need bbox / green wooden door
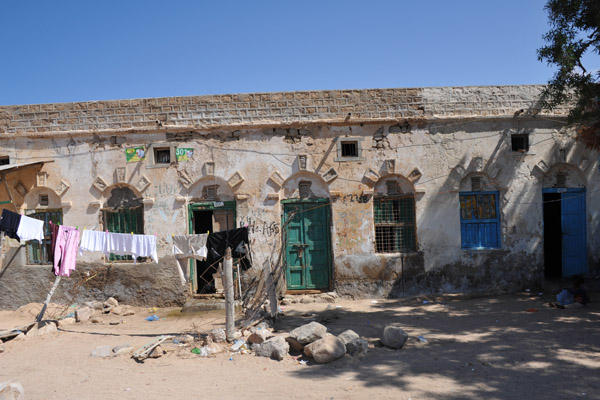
[283,201,331,290]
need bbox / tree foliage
[537,0,600,149]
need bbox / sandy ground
[1,292,599,400]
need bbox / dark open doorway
[190,205,235,294]
[543,193,562,278]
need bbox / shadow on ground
[275,293,600,399]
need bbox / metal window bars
[374,196,416,253]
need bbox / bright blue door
[561,189,586,276]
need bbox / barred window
[374,196,416,253]
[25,209,63,265]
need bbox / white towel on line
[16,215,44,242]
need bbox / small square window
[154,148,171,164]
[341,141,358,157]
[39,194,49,206]
[335,137,364,161]
[556,173,566,187]
[511,134,529,152]
[0,156,9,166]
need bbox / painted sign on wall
[125,146,146,163]
[176,148,194,162]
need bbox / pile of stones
[71,297,135,325]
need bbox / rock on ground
[209,328,226,343]
[254,336,289,361]
[84,301,103,310]
[112,345,134,356]
[285,336,304,353]
[247,333,265,345]
[338,330,360,345]
[111,306,123,315]
[105,297,119,307]
[12,333,25,341]
[381,326,408,349]
[337,329,368,356]
[0,345,4,353]
[304,336,346,364]
[26,321,57,337]
[289,321,327,344]
[320,294,336,303]
[148,345,164,358]
[0,382,24,400]
[58,317,76,327]
[75,306,92,322]
[346,338,368,356]
[91,345,111,358]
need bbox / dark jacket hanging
[206,227,252,269]
[0,209,21,241]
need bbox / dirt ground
[1,292,599,400]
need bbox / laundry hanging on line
[16,215,45,242]
[172,233,209,285]
[206,227,252,270]
[79,230,158,263]
[50,222,80,277]
[0,209,22,240]
[172,234,208,261]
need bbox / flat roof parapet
[0,85,568,137]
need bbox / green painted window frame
[103,207,144,262]
[25,209,63,265]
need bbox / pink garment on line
[53,225,80,277]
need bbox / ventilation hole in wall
[299,181,312,198]
[471,176,482,191]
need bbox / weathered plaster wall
[0,85,597,308]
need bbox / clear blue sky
[1,0,559,105]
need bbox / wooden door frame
[281,198,333,291]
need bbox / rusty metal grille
[374,196,416,253]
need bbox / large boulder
[304,336,346,364]
[254,336,289,361]
[289,322,327,344]
[285,336,304,353]
[338,330,368,356]
[338,330,360,345]
[381,326,408,349]
[346,338,369,356]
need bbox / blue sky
[0,0,567,105]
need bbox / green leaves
[538,0,600,148]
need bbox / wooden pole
[1,173,18,212]
[0,232,5,275]
[223,247,235,342]
[36,275,61,323]
[266,262,278,319]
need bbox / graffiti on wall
[239,216,280,237]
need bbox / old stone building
[0,85,598,308]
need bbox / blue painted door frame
[542,187,587,276]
